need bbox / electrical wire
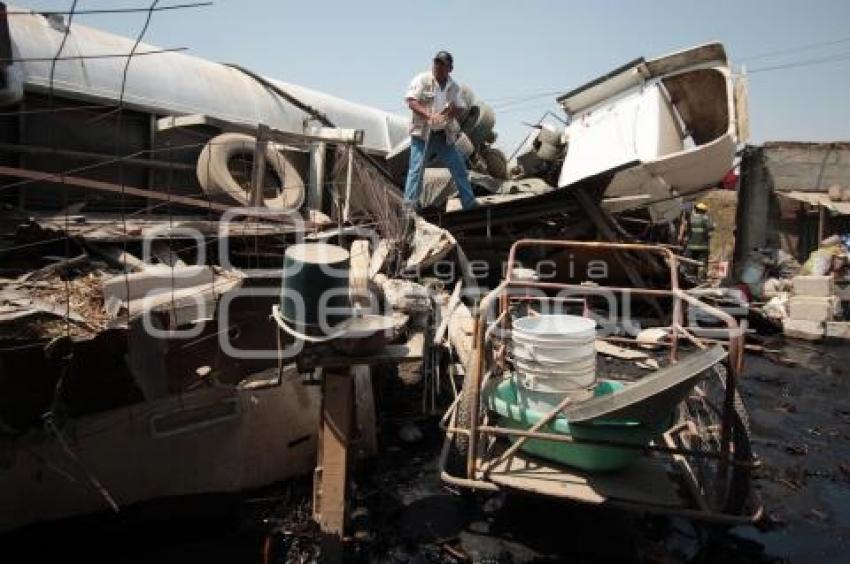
[747,50,850,74]
[6,2,212,16]
[1,46,187,63]
[739,35,850,63]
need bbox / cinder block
[826,321,850,340]
[789,296,841,322]
[792,275,834,297]
[783,319,825,341]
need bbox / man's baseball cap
[433,50,454,66]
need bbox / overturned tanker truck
[0,4,435,531]
[0,3,411,214]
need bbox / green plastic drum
[280,242,350,334]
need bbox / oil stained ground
[3,339,849,563]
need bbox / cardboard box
[789,296,841,322]
[792,275,834,298]
[826,321,850,340]
[783,319,825,341]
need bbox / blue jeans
[403,132,476,210]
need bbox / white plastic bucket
[512,340,594,363]
[514,356,596,382]
[511,314,597,396]
[515,368,596,392]
[513,314,596,340]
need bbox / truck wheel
[196,132,305,210]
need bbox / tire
[481,147,508,180]
[463,103,496,146]
[533,139,561,161]
[196,132,306,210]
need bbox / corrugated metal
[7,6,409,153]
[778,191,850,216]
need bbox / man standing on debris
[686,201,714,277]
[402,50,477,211]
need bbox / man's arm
[406,97,432,120]
[442,102,464,120]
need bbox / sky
[13,0,850,153]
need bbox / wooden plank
[434,281,462,345]
[297,333,424,370]
[446,301,475,374]
[353,366,378,458]
[314,369,355,562]
[486,453,683,508]
[348,239,371,309]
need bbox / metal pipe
[474,425,756,466]
[0,142,196,171]
[481,392,576,476]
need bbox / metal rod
[0,142,196,172]
[472,424,756,466]
[249,124,269,208]
[480,393,576,476]
[343,144,354,222]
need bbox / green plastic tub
[485,377,665,472]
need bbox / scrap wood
[349,239,371,308]
[83,243,147,273]
[368,239,391,278]
[405,217,456,271]
[1,275,106,336]
[18,254,89,282]
[635,358,661,370]
[447,300,475,373]
[595,339,650,360]
[572,186,665,318]
[440,541,470,562]
[150,240,187,268]
[636,327,669,349]
[434,281,463,345]
[373,274,431,314]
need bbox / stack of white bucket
[512,314,597,412]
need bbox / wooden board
[485,453,683,508]
[313,369,355,562]
[298,333,424,370]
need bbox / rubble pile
[1,13,848,561]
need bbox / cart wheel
[446,364,476,476]
[447,346,488,477]
[677,364,752,516]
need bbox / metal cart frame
[439,239,763,525]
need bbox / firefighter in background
[684,201,714,278]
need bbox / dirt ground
[3,338,849,563]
